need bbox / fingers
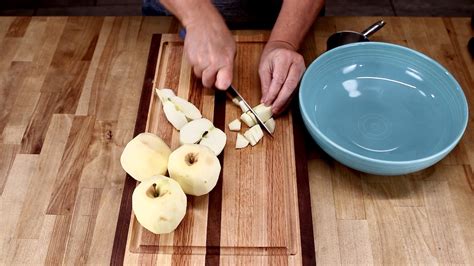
[258,64,272,103]
[201,67,217,88]
[271,61,306,115]
[262,56,291,105]
[215,64,233,90]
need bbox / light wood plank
[15,114,73,239]
[337,220,374,265]
[308,159,342,265]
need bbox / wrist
[265,40,298,51]
[181,2,223,29]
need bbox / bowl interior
[300,42,468,162]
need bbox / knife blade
[226,85,273,137]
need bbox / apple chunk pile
[230,100,276,149]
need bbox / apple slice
[264,117,276,133]
[169,96,202,120]
[120,133,171,181]
[228,119,241,131]
[200,128,226,155]
[179,118,227,156]
[163,101,188,130]
[180,118,214,144]
[156,88,176,102]
[253,104,272,122]
[132,175,187,234]
[168,144,221,196]
[236,133,249,149]
[240,112,256,127]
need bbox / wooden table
[0,16,472,265]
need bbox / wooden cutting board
[119,34,314,264]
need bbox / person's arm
[159,0,235,90]
[259,0,324,114]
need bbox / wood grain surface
[0,16,473,265]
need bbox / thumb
[215,65,233,90]
[259,64,272,103]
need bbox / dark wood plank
[46,115,95,215]
[5,17,31,37]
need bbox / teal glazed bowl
[299,42,468,175]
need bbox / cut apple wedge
[250,124,264,143]
[163,101,188,130]
[244,129,256,146]
[240,112,256,127]
[228,119,241,131]
[180,118,214,144]
[169,96,202,120]
[200,129,227,156]
[243,124,264,146]
[253,104,272,122]
[156,88,176,102]
[264,117,275,134]
[179,118,227,156]
[236,133,249,149]
[239,101,249,113]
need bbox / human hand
[184,12,235,90]
[259,40,306,115]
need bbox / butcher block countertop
[0,16,473,265]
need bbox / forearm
[159,0,223,27]
[269,0,324,49]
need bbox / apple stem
[185,153,198,165]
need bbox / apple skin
[168,144,221,196]
[132,175,187,234]
[120,133,172,181]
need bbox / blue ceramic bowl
[299,42,468,175]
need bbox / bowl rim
[299,41,469,165]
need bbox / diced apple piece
[251,125,264,143]
[163,101,188,130]
[264,118,275,134]
[235,133,249,149]
[228,119,241,131]
[179,118,214,144]
[240,113,256,127]
[170,96,202,120]
[253,104,273,122]
[239,101,249,113]
[200,128,227,156]
[156,88,176,102]
[243,129,257,146]
[247,112,257,123]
